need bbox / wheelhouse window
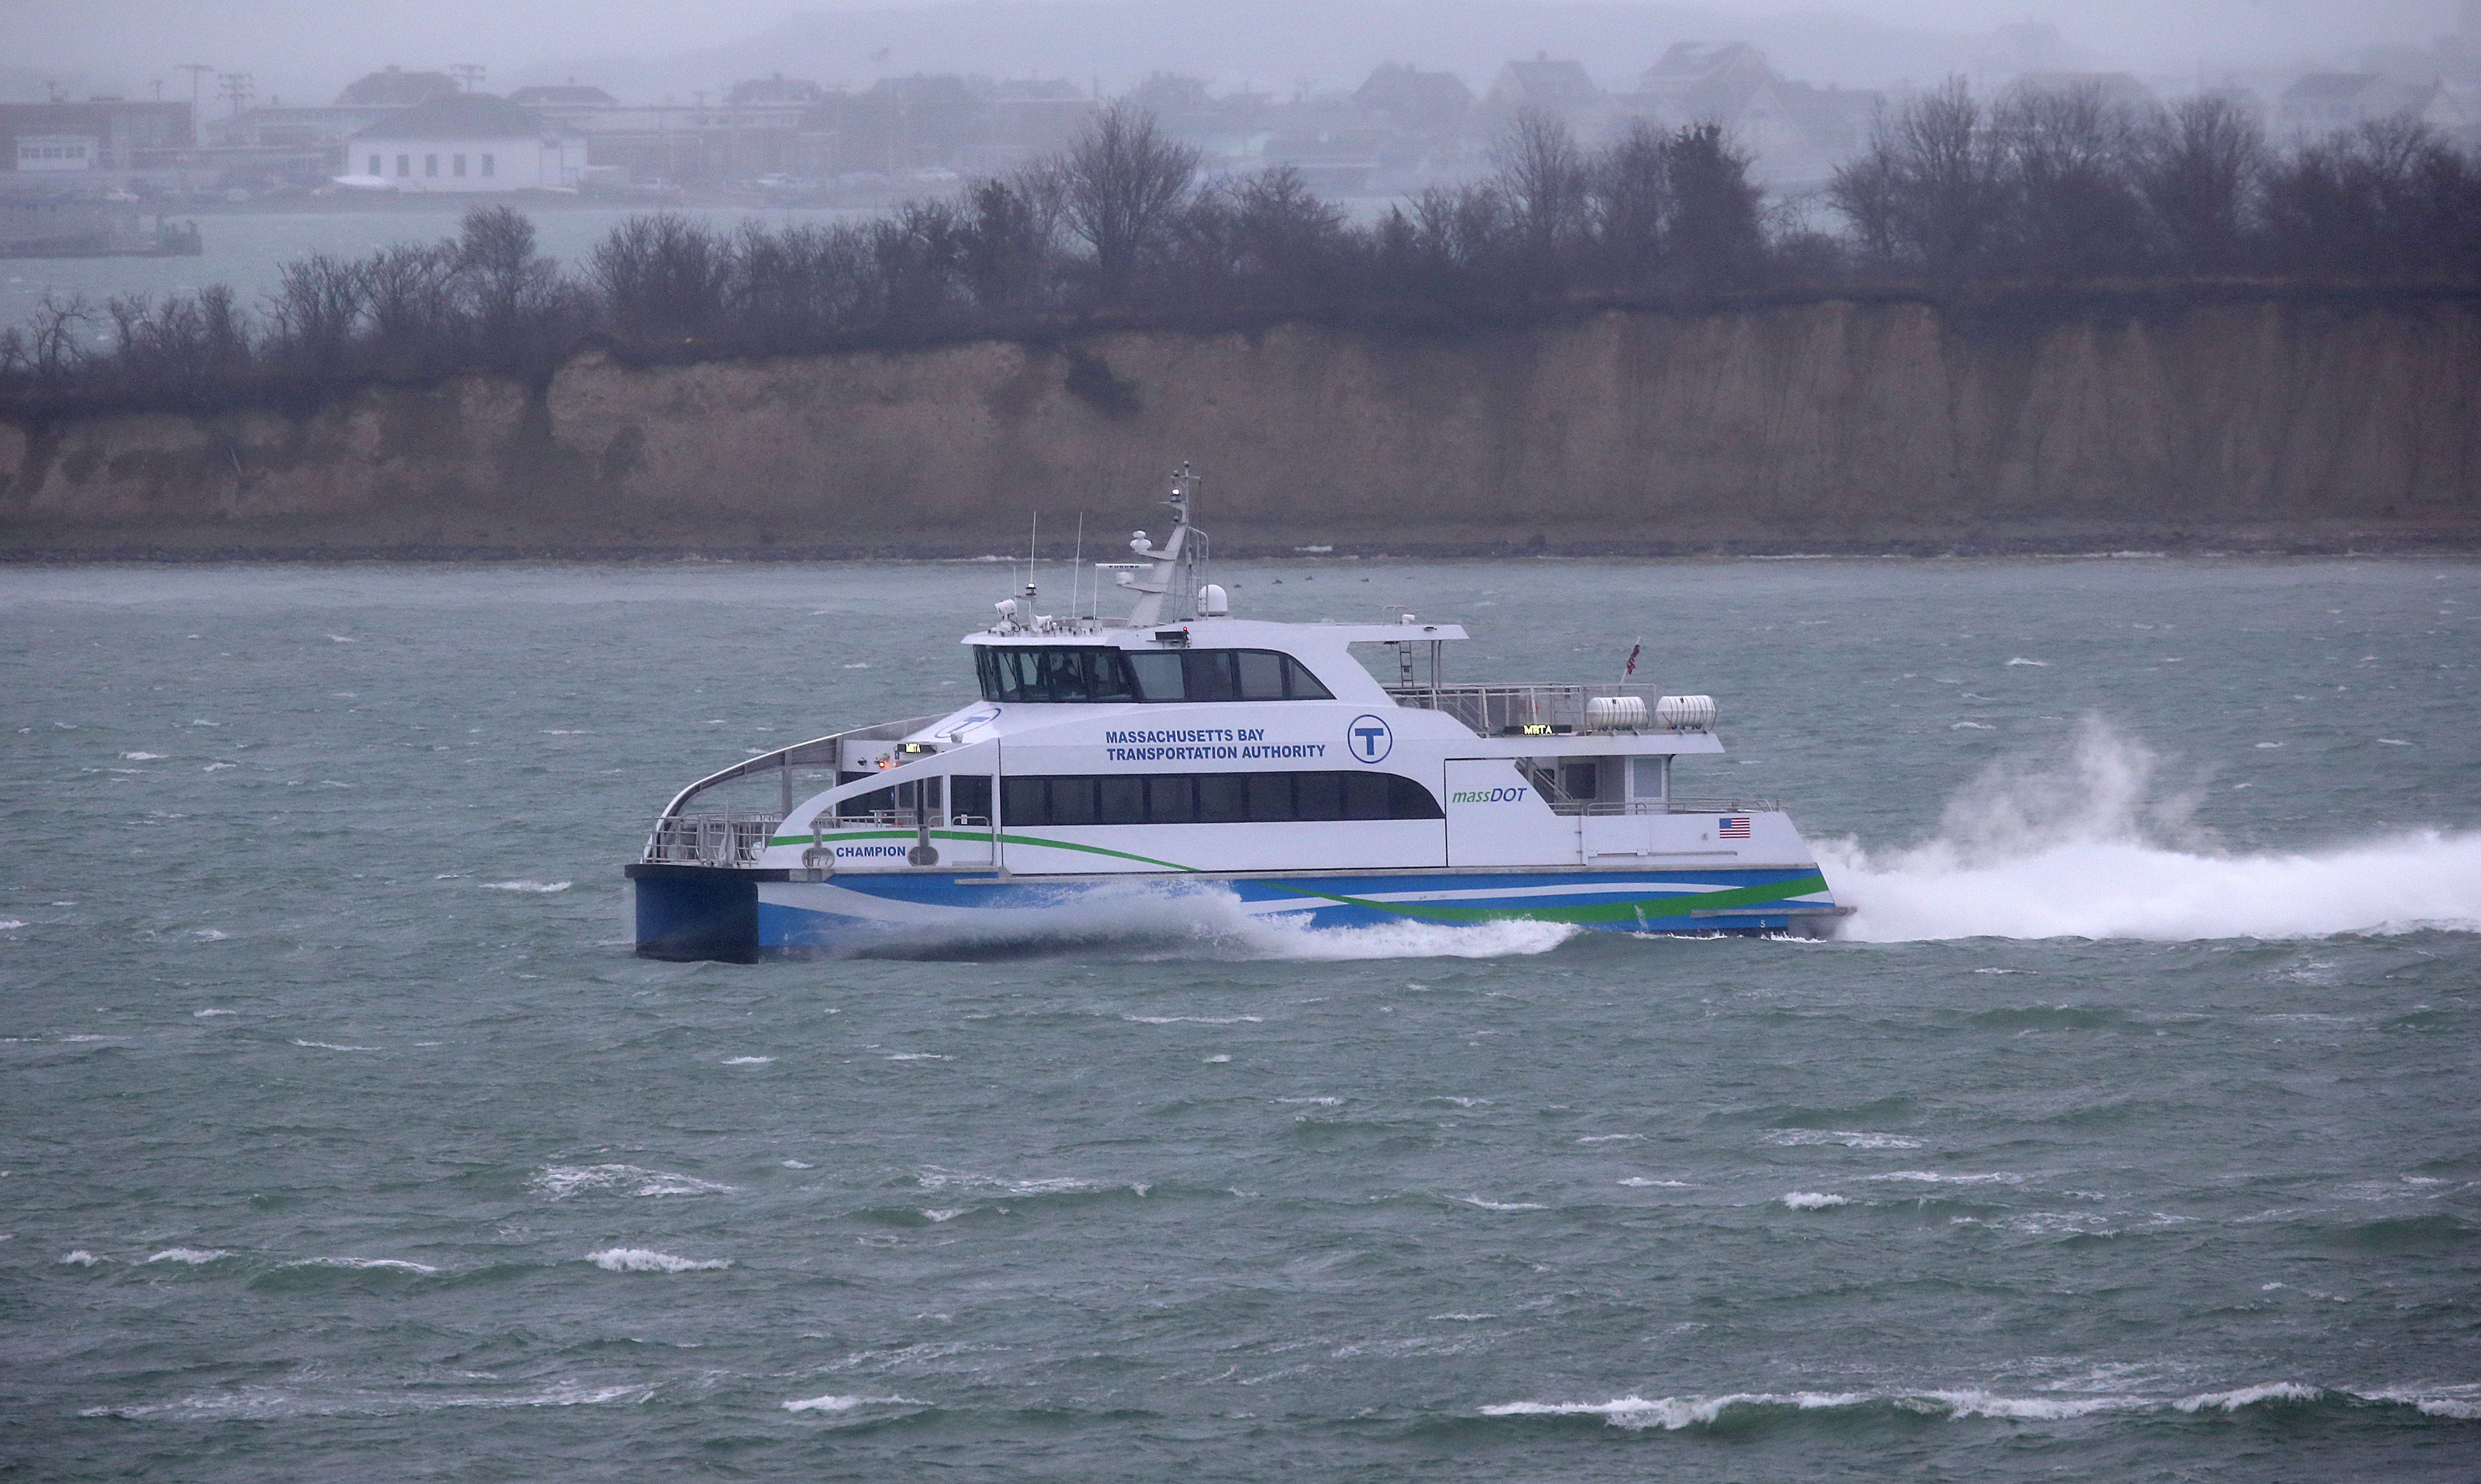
[976,646,1333,703]
[1000,771,1442,826]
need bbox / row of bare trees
[1829,79,2481,279]
[1,204,584,403]
[5,93,2476,414]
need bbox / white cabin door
[1444,758,1578,867]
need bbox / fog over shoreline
[3,0,2460,107]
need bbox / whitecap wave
[119,751,167,760]
[79,1381,650,1420]
[292,1040,379,1052]
[144,1247,231,1264]
[914,1167,1131,1199]
[588,1248,731,1273]
[2174,1382,2322,1412]
[1822,720,2481,942]
[291,1257,439,1274]
[1455,1196,1548,1212]
[59,1250,101,1265]
[723,1056,775,1065]
[483,880,572,894]
[782,1393,925,1413]
[0,920,24,931]
[1481,1392,1873,1429]
[1763,1128,1921,1149]
[1870,1170,2026,1186]
[1782,1191,1848,1210]
[1123,1014,1263,1024]
[1480,1382,2451,1430]
[531,1164,737,1199]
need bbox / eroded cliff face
[3,295,2475,556]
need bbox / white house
[346,94,585,192]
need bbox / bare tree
[958,176,1055,312]
[592,214,728,340]
[1993,83,2149,277]
[1061,103,1200,301]
[872,200,966,326]
[1825,136,1903,265]
[1592,120,1672,281]
[266,255,366,373]
[1831,78,2004,277]
[2264,115,2462,277]
[1491,107,1591,263]
[458,204,558,358]
[2134,94,2266,274]
[1229,167,1349,289]
[362,241,466,367]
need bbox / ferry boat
[626,469,1844,959]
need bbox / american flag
[1718,816,1753,838]
[1624,642,1641,677]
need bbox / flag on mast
[1624,642,1641,677]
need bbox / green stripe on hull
[777,826,1829,926]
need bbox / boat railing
[644,810,783,866]
[831,808,992,829]
[1385,682,1697,735]
[656,713,946,823]
[1660,796,1781,815]
[1539,798,1780,817]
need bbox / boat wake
[843,883,1577,962]
[1821,721,2481,942]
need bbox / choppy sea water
[3,557,2477,1481]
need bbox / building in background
[1482,53,1601,120]
[0,99,194,179]
[2277,73,2464,138]
[347,94,585,192]
[1612,45,1879,188]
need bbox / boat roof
[963,618,1468,649]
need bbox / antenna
[1070,510,1086,623]
[1026,510,1040,610]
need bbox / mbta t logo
[1347,714,1394,763]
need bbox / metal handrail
[644,810,783,866]
[1385,682,1674,735]
[1537,798,1778,817]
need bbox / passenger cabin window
[976,646,1333,704]
[1000,771,1442,826]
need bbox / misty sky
[4,0,2463,105]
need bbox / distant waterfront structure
[335,66,461,108]
[347,95,585,192]
[1351,64,1472,132]
[1612,45,1879,189]
[2276,73,2465,139]
[507,83,618,109]
[1481,52,1601,119]
[0,99,194,178]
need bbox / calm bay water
[3,557,2478,1480]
